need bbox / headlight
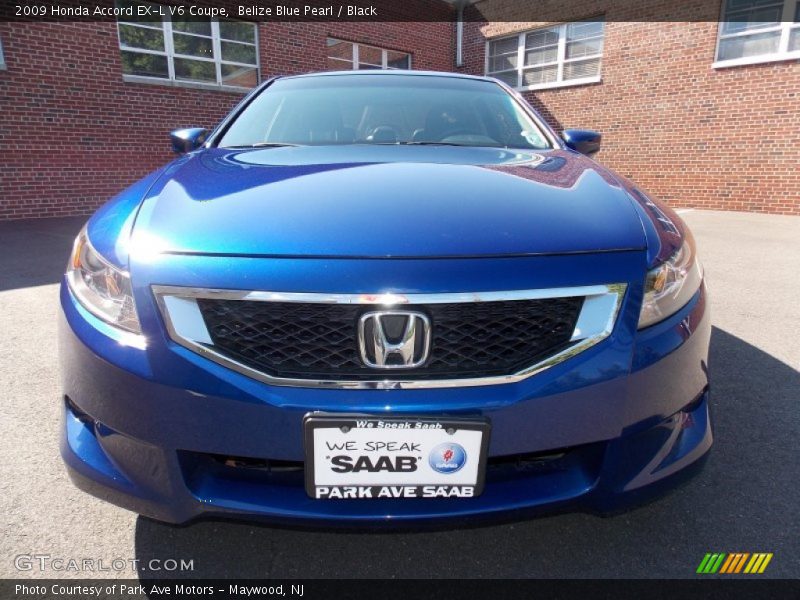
[66,228,141,333]
[638,230,703,329]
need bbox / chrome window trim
[152,284,627,390]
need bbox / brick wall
[460,0,800,215]
[0,9,452,220]
[3,0,798,219]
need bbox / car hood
[132,146,646,258]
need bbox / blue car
[59,71,710,525]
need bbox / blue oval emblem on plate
[428,442,467,474]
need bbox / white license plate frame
[303,414,491,500]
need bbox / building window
[326,38,411,71]
[0,36,5,70]
[116,1,259,89]
[486,19,605,91]
[715,0,800,67]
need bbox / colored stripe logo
[697,553,773,574]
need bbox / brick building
[0,0,798,220]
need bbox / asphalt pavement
[0,210,798,579]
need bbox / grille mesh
[196,297,584,381]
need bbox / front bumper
[59,272,711,525]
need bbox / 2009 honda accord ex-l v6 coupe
[60,71,710,524]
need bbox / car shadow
[133,326,800,579]
[0,217,86,292]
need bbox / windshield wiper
[224,142,302,149]
[367,141,473,147]
[402,141,473,147]
[401,141,542,150]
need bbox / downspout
[455,0,466,68]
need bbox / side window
[715,0,800,66]
[116,0,259,88]
[486,19,605,90]
[325,38,411,71]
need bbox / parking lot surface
[0,210,798,579]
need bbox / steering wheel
[367,125,400,143]
[436,128,478,142]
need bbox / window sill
[712,52,800,69]
[512,76,601,92]
[122,74,254,93]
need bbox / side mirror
[170,127,208,154]
[562,129,601,156]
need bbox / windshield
[218,74,551,150]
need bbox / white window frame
[117,8,260,91]
[713,0,800,68]
[485,20,604,92]
[326,38,412,71]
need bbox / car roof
[278,70,497,84]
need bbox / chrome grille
[153,284,626,389]
[195,297,584,381]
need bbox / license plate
[304,414,490,500]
